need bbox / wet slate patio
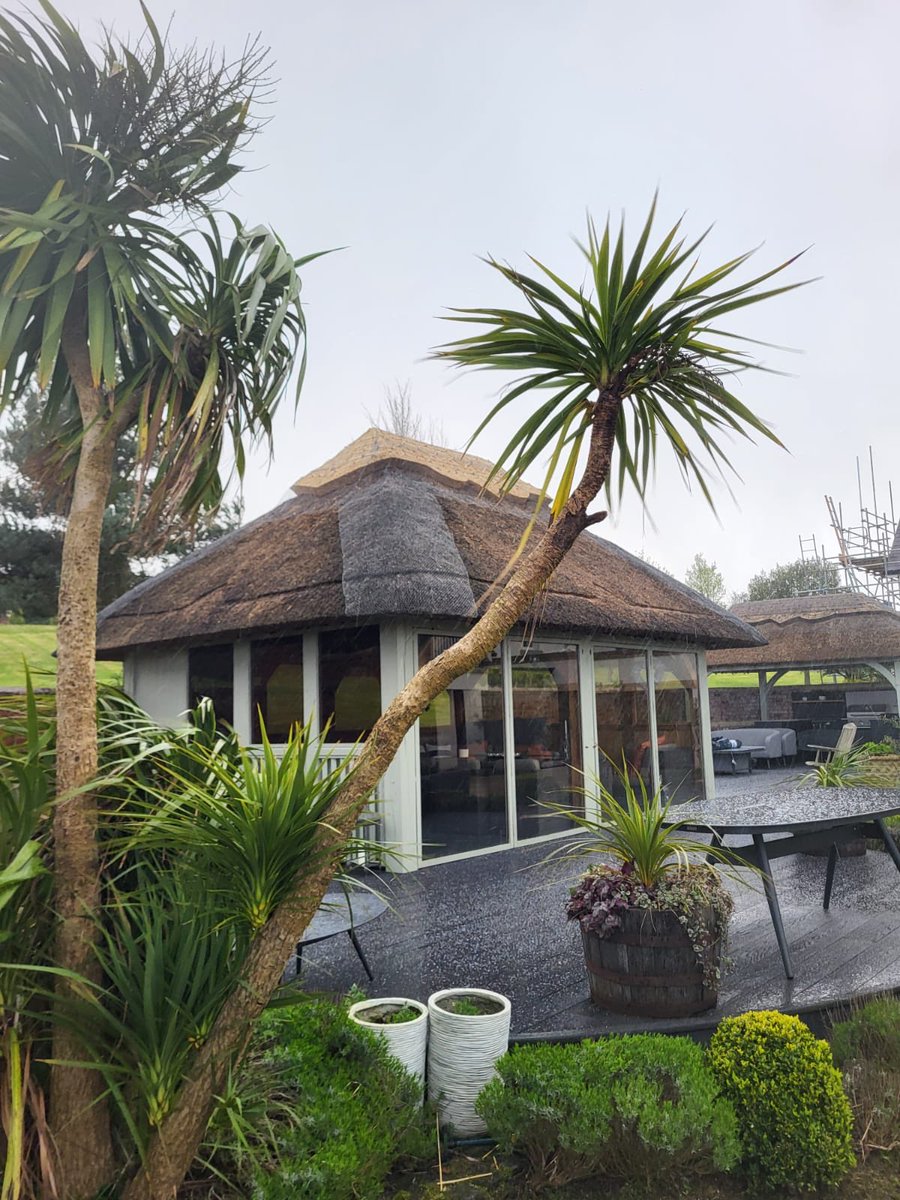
[295,770,900,1037]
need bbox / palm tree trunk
[50,318,117,1197]
[123,394,622,1200]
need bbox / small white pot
[427,987,512,1135]
[348,997,428,1089]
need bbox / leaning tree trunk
[50,319,118,1197]
[123,394,623,1200]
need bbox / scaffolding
[799,448,900,610]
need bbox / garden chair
[806,721,857,767]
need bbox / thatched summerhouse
[97,429,763,867]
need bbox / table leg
[753,834,794,979]
[823,843,838,911]
[874,818,900,873]
[348,929,374,981]
[295,942,303,976]
[706,829,725,865]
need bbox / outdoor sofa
[713,727,797,765]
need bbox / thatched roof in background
[707,593,900,671]
[96,431,765,657]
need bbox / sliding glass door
[652,651,703,803]
[510,641,582,839]
[418,636,508,859]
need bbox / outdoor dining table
[666,788,900,980]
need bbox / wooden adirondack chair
[806,721,858,767]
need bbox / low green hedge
[475,1034,739,1187]
[709,1011,855,1192]
[203,998,429,1200]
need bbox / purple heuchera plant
[566,864,646,937]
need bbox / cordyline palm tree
[125,207,809,1199]
[0,5,311,1194]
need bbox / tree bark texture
[50,318,118,1197]
[124,396,622,1200]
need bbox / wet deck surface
[295,770,900,1036]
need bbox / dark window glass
[318,626,381,742]
[418,635,508,859]
[653,651,704,803]
[511,641,582,839]
[251,639,303,741]
[188,644,234,726]
[594,649,651,799]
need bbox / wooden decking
[295,823,900,1038]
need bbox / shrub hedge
[709,1011,855,1192]
[475,1034,739,1187]
[204,998,429,1200]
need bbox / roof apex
[290,427,542,501]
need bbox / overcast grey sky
[65,0,900,592]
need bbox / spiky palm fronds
[434,198,810,520]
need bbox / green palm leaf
[433,197,812,521]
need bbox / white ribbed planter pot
[348,998,428,1090]
[427,987,511,1135]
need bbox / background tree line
[0,390,240,621]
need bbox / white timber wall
[126,647,190,727]
[379,620,421,864]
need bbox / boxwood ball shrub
[708,1011,855,1192]
[475,1034,739,1187]
[204,998,429,1200]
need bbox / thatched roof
[96,432,765,657]
[707,593,900,672]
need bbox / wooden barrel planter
[581,907,719,1018]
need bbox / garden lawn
[708,669,846,688]
[0,624,122,689]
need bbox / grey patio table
[666,788,900,979]
[295,887,387,980]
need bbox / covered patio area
[707,593,900,756]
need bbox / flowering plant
[567,864,734,987]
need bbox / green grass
[0,624,122,689]
[708,670,847,688]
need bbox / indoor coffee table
[666,788,900,979]
[712,745,765,774]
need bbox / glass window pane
[188,644,234,726]
[251,638,302,741]
[653,651,704,803]
[511,641,582,840]
[594,649,651,800]
[418,635,508,859]
[319,627,381,742]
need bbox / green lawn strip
[0,624,122,689]
[708,670,850,688]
